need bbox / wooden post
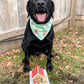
[70,0,77,28]
[7,0,19,29]
[23,0,27,25]
[0,0,10,33]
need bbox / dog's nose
[37,1,45,7]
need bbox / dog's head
[27,0,54,24]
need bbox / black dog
[22,0,54,72]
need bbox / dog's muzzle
[34,0,47,22]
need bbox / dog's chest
[29,40,49,52]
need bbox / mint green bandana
[30,17,52,40]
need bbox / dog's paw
[22,58,26,63]
[47,63,53,71]
[23,65,30,72]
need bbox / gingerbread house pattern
[32,66,44,83]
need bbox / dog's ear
[51,1,55,18]
[26,1,30,17]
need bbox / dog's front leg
[23,51,30,72]
[47,47,53,71]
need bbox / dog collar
[30,17,52,40]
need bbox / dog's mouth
[34,13,48,22]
